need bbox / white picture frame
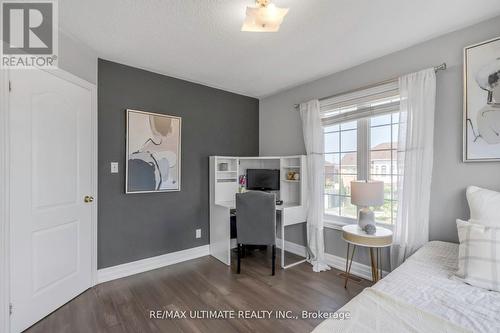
[126,109,182,193]
[463,36,500,162]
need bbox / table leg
[378,248,382,280]
[371,247,383,282]
[369,248,375,282]
[345,243,350,274]
[344,244,356,288]
[370,248,384,283]
[281,221,285,268]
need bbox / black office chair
[235,191,276,275]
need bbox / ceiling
[60,0,500,98]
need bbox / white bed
[313,241,500,333]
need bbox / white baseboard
[275,239,388,281]
[324,253,389,281]
[97,245,210,283]
[276,238,307,257]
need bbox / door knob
[84,195,94,203]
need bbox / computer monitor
[246,169,280,191]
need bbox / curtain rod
[293,62,447,108]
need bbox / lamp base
[358,207,375,230]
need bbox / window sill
[324,220,348,231]
[323,215,393,231]
[323,215,356,230]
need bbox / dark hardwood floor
[26,249,371,333]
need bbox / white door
[9,68,95,332]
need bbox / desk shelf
[217,171,237,181]
[217,178,237,182]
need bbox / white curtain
[299,100,331,272]
[391,68,436,269]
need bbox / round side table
[341,224,393,288]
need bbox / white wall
[259,15,500,269]
[58,31,98,84]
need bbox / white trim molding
[97,245,210,284]
[0,69,11,333]
[324,219,394,232]
[324,253,389,281]
[275,239,388,281]
[276,238,307,257]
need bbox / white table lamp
[351,180,384,230]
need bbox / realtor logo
[1,0,58,68]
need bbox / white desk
[212,200,307,269]
[209,155,308,270]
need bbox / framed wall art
[463,37,500,162]
[126,109,181,193]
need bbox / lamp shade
[351,180,384,207]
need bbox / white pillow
[466,186,500,226]
[455,219,500,292]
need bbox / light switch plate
[111,162,119,174]
[196,229,201,239]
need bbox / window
[369,113,400,224]
[321,82,401,224]
[324,121,358,219]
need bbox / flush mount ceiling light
[241,0,289,32]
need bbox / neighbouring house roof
[341,142,395,166]
[325,142,395,173]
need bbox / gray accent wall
[98,59,259,269]
[259,16,500,270]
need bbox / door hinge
[9,80,12,92]
[9,302,13,315]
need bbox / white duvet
[313,287,470,333]
[313,241,500,333]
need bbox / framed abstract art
[126,109,181,193]
[463,37,500,162]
